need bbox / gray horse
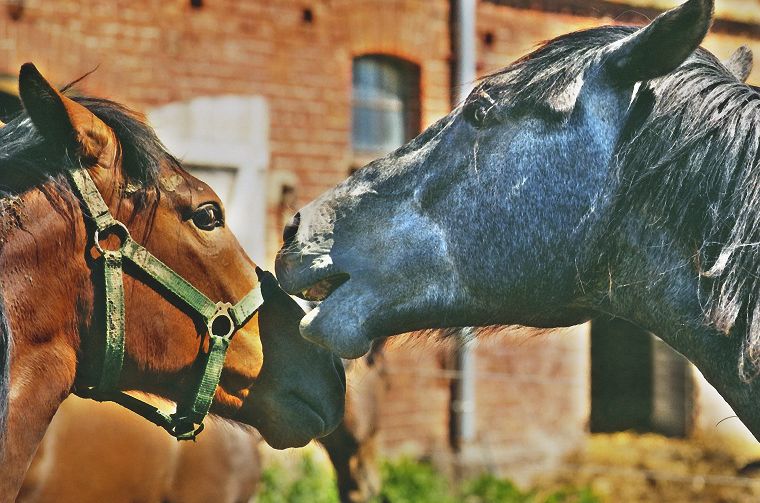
[276,0,760,438]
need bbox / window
[185,164,238,205]
[148,96,269,264]
[590,317,693,437]
[352,55,420,166]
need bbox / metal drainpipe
[450,328,477,450]
[449,0,477,458]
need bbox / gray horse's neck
[591,216,760,439]
[622,297,758,438]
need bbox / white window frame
[148,96,269,264]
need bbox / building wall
[375,340,454,461]
[467,326,590,482]
[0,0,470,469]
[0,0,452,264]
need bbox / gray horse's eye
[474,105,488,124]
[463,91,496,128]
[463,102,488,127]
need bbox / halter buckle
[94,221,131,254]
[208,302,235,339]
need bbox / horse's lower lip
[280,395,331,442]
[299,399,327,432]
[299,302,375,359]
[298,273,349,302]
[246,393,332,449]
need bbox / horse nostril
[282,212,301,247]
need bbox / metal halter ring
[208,302,235,339]
[94,221,131,254]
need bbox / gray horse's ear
[18,63,114,161]
[724,46,753,82]
[606,0,714,84]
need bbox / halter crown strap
[69,168,120,231]
[68,167,263,440]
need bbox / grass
[258,453,339,503]
[256,454,600,503]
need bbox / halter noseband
[69,167,263,441]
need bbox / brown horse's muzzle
[236,272,346,448]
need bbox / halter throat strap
[69,167,263,440]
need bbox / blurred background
[3,1,760,502]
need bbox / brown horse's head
[0,65,344,456]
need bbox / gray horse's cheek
[327,193,456,296]
[383,208,457,287]
[426,123,611,314]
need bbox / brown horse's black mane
[0,94,181,443]
[0,294,9,449]
[0,95,180,193]
[474,24,760,378]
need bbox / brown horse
[18,345,384,503]
[19,395,263,503]
[0,64,344,500]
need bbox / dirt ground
[536,432,760,502]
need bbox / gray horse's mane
[618,44,760,379]
[468,26,638,118]
[474,25,760,378]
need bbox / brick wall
[373,327,589,483]
[0,0,450,263]
[0,0,464,468]
[376,340,454,459]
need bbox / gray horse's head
[276,0,715,358]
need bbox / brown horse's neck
[0,187,90,500]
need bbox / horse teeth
[300,287,319,301]
[299,275,347,302]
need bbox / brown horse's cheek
[123,280,201,373]
[215,334,261,413]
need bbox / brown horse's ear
[18,63,113,162]
[605,0,713,84]
[724,46,753,83]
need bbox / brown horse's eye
[191,203,224,231]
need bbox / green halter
[70,167,264,441]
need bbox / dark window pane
[590,316,693,437]
[352,55,420,158]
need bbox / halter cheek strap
[69,167,264,441]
